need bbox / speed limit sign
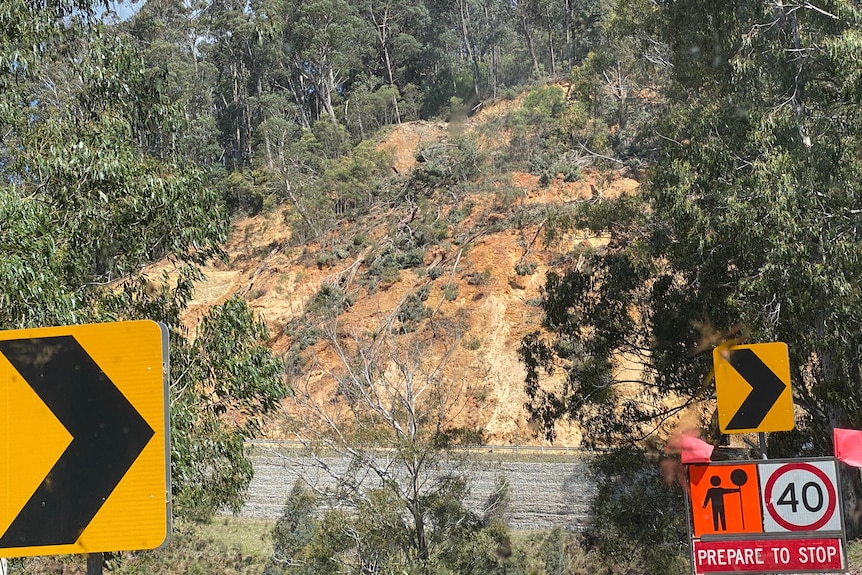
[760,460,841,532]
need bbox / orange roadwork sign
[689,463,763,537]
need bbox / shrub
[585,448,689,575]
[221,170,264,216]
[515,261,537,276]
[397,285,432,332]
[411,137,483,188]
[308,284,348,316]
[264,482,317,575]
[465,269,492,286]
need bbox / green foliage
[342,79,402,138]
[168,296,286,518]
[559,101,611,152]
[266,471,524,575]
[421,66,477,120]
[307,283,350,317]
[397,284,432,333]
[465,268,492,286]
[427,266,444,280]
[318,140,392,216]
[221,170,266,216]
[528,145,584,186]
[522,0,862,451]
[443,285,459,301]
[515,261,537,276]
[412,137,483,188]
[541,526,574,575]
[0,0,287,531]
[101,278,285,521]
[521,6,862,569]
[310,119,353,160]
[514,85,567,125]
[500,84,614,181]
[264,482,318,575]
[586,450,688,575]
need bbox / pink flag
[666,433,714,464]
[833,428,862,467]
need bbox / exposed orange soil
[180,111,643,446]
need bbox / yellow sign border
[0,320,170,557]
[714,342,794,434]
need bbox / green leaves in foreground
[170,296,286,518]
[522,1,862,456]
[1,0,286,521]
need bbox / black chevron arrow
[0,336,154,547]
[724,348,787,431]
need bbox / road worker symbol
[689,463,763,536]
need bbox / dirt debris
[179,108,642,446]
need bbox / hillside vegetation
[180,99,642,446]
[8,0,862,573]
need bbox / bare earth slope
[181,110,641,446]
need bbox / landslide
[181,98,641,446]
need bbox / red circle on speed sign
[763,462,837,531]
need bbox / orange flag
[666,433,714,464]
[834,428,862,467]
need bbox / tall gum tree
[0,0,286,521]
[522,1,862,457]
[266,0,374,126]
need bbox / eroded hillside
[180,106,641,445]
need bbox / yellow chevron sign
[0,321,170,557]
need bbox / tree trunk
[458,0,482,101]
[546,4,556,76]
[565,0,573,68]
[520,14,541,77]
[319,68,339,124]
[287,74,311,129]
[373,5,401,124]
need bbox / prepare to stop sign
[688,458,846,575]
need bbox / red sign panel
[693,538,844,574]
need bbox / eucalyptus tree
[514,0,564,76]
[124,0,221,166]
[567,0,666,151]
[265,0,375,126]
[1,0,285,520]
[522,0,862,458]
[565,0,612,65]
[278,283,517,574]
[201,0,268,169]
[353,0,430,124]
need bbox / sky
[102,0,145,22]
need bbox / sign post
[692,342,845,573]
[0,321,171,559]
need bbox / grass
[8,517,276,575]
[8,516,862,574]
[197,516,274,558]
[848,539,862,574]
